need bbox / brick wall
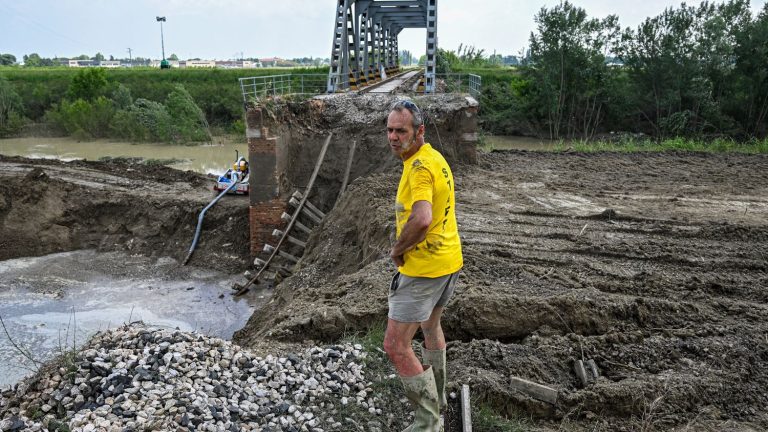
[249,199,285,257]
[246,108,285,256]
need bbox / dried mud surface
[0,155,251,273]
[235,150,768,431]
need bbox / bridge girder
[327,0,437,94]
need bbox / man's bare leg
[383,318,423,376]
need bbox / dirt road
[235,150,768,431]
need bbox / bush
[112,84,133,110]
[0,76,26,136]
[165,84,211,143]
[67,67,108,101]
[110,98,172,142]
[50,96,114,138]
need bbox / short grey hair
[389,99,424,129]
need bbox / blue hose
[182,180,239,265]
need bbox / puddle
[0,137,247,175]
[0,250,269,388]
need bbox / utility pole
[127,48,133,67]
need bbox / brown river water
[0,137,248,175]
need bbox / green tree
[729,2,768,137]
[0,77,26,136]
[112,84,133,110]
[110,99,172,142]
[0,54,16,65]
[92,52,105,62]
[49,96,114,138]
[525,1,620,139]
[67,67,108,101]
[165,84,211,142]
[169,53,179,61]
[23,53,42,67]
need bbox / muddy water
[0,250,270,388]
[0,137,248,175]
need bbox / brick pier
[246,108,284,257]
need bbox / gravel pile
[0,325,392,431]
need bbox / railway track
[359,69,423,94]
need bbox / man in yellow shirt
[383,99,463,431]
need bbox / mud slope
[0,156,250,272]
[234,150,768,431]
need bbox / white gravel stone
[0,324,382,431]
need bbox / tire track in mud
[446,151,768,429]
[236,150,768,430]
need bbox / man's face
[387,109,417,157]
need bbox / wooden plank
[460,384,472,432]
[337,139,358,203]
[509,376,558,405]
[573,360,588,387]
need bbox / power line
[0,1,95,54]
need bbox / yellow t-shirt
[395,143,463,278]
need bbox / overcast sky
[1,0,765,61]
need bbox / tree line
[449,0,768,141]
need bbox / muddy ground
[2,150,768,431]
[235,150,768,431]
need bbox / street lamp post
[156,16,170,69]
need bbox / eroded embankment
[0,156,250,272]
[254,93,478,209]
[234,150,768,431]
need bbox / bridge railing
[434,73,482,98]
[240,72,482,102]
[239,74,328,104]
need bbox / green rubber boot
[400,366,441,432]
[422,345,447,407]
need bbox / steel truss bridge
[326,0,438,93]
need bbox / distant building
[67,59,123,68]
[183,60,217,68]
[259,57,282,67]
[215,60,262,69]
[67,59,96,67]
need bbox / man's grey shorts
[388,270,460,323]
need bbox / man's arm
[390,200,432,267]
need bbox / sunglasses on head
[391,99,421,115]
